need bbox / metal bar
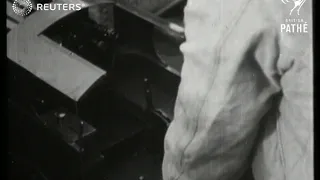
[116,2,185,42]
[7,18,18,30]
[155,0,185,16]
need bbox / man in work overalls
[162,0,313,180]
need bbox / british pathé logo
[280,0,308,33]
[281,0,306,15]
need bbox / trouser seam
[276,117,287,180]
[173,1,253,179]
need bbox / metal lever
[143,78,170,126]
[79,120,84,138]
[144,78,154,111]
[54,111,66,128]
[79,120,85,152]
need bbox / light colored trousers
[162,0,313,180]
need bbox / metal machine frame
[7,1,186,179]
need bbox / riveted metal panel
[7,0,108,101]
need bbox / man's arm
[162,0,286,179]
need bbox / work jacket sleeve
[162,0,290,179]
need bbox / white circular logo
[12,0,33,16]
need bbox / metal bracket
[143,78,170,126]
[40,109,96,152]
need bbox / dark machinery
[7,0,186,180]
